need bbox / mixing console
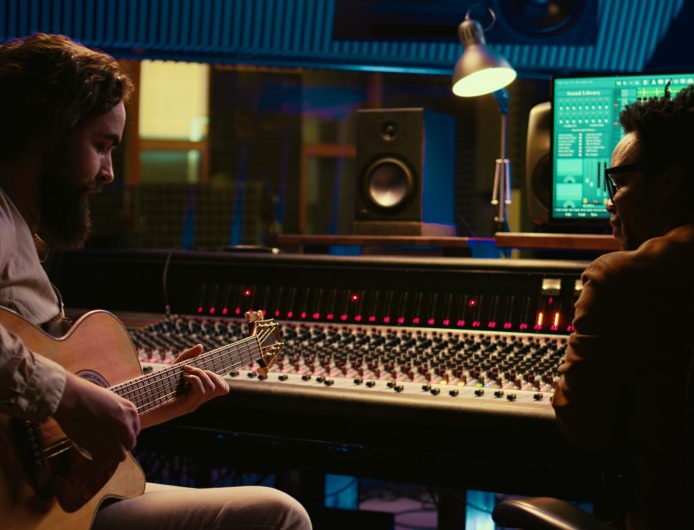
[51,249,602,497]
[127,316,565,405]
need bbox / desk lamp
[452,8,517,231]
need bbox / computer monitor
[550,72,694,223]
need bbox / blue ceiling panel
[0,0,685,76]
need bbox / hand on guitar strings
[140,344,230,429]
[53,372,141,470]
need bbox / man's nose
[606,198,616,214]
[99,158,115,184]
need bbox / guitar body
[0,308,147,530]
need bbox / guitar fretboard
[110,335,260,415]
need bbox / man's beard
[38,168,93,249]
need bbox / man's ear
[660,162,685,199]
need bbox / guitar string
[41,333,278,454]
[117,339,257,396]
[118,326,278,411]
[40,339,263,445]
[113,325,275,400]
[125,341,260,414]
[39,326,281,450]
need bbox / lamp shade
[452,18,517,97]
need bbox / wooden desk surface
[494,232,620,251]
[276,233,620,252]
[276,234,494,248]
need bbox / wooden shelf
[276,234,493,248]
[276,233,620,254]
[495,232,620,251]
[275,234,498,257]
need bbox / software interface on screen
[551,73,694,221]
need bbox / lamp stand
[491,89,512,232]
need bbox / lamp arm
[493,87,510,114]
[494,88,510,160]
[491,88,511,233]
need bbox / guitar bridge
[11,418,54,499]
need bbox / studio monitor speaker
[354,108,455,236]
[526,101,552,226]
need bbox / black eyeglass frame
[604,163,646,201]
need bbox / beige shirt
[0,187,66,421]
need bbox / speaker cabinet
[354,108,455,236]
[526,101,552,226]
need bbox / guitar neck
[109,335,259,415]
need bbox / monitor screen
[551,72,694,222]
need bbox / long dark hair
[0,33,133,157]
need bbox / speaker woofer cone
[363,157,414,209]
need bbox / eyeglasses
[604,163,645,201]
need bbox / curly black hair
[0,33,133,158]
[619,84,694,195]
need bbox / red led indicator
[197,306,203,313]
[397,317,405,325]
[222,308,229,315]
[234,307,241,315]
[327,313,334,320]
[468,299,477,307]
[427,318,435,326]
[368,315,376,322]
[442,319,450,326]
[340,314,348,321]
[472,321,481,328]
[275,309,281,317]
[209,307,216,315]
[313,312,321,320]
[412,317,421,325]
[519,323,529,330]
[354,315,362,322]
[487,321,496,328]
[287,311,294,318]
[383,316,391,324]
[350,293,360,303]
[456,319,465,327]
[300,312,307,319]
[503,322,513,330]
[566,324,575,332]
[243,289,252,298]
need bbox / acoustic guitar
[0,307,282,530]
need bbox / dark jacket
[553,223,694,530]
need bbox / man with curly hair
[0,34,311,530]
[552,85,694,529]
